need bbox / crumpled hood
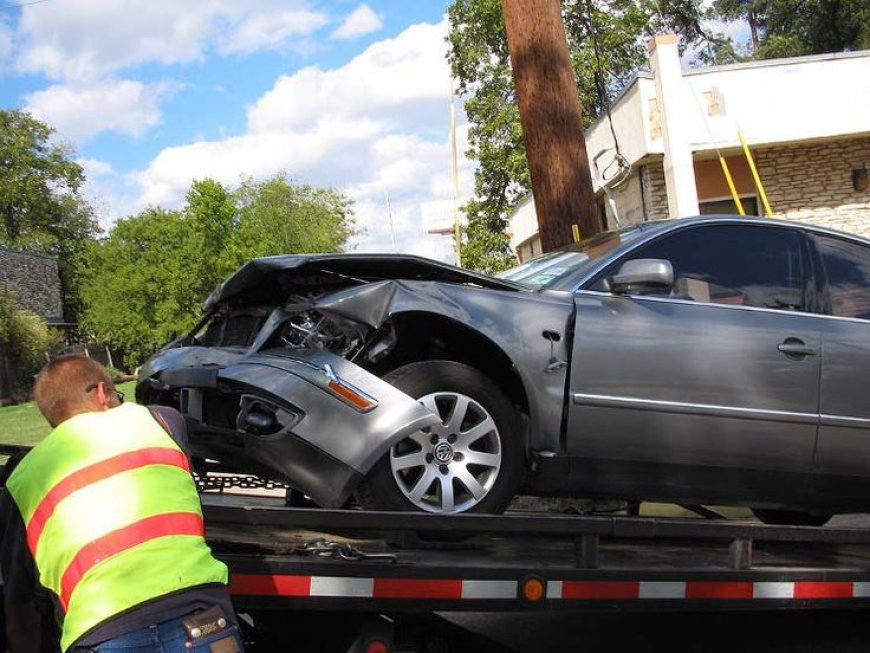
[204,253,525,310]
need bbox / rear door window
[815,235,870,320]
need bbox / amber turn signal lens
[327,379,378,412]
[365,640,388,653]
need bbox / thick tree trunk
[4,205,18,242]
[748,11,760,52]
[501,0,600,252]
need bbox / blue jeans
[74,613,244,652]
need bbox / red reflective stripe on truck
[229,574,312,597]
[373,578,463,599]
[794,582,854,599]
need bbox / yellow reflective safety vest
[5,403,228,651]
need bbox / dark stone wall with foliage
[0,248,63,321]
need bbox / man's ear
[94,382,112,410]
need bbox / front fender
[224,349,439,473]
[143,347,438,507]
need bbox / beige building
[510,37,870,262]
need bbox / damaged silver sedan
[137,217,870,524]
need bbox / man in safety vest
[0,355,243,652]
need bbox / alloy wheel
[389,391,502,513]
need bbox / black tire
[356,361,524,514]
[751,508,832,527]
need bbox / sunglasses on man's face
[85,383,125,404]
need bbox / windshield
[498,226,646,288]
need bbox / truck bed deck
[201,493,870,613]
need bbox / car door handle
[777,338,818,357]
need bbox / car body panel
[204,253,525,310]
[567,292,824,504]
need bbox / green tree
[79,174,355,366]
[0,110,99,320]
[447,0,714,272]
[184,178,238,304]
[713,0,870,58]
[78,207,195,364]
[0,291,60,402]
[227,173,355,265]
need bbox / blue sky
[0,0,470,261]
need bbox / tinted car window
[594,224,807,311]
[816,235,870,320]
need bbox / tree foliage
[229,175,355,264]
[0,292,60,402]
[0,110,99,320]
[79,174,355,366]
[714,0,870,59]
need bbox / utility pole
[501,0,600,251]
[385,190,396,252]
[450,96,462,266]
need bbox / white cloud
[13,0,330,81]
[331,4,383,40]
[134,117,382,206]
[129,19,469,262]
[24,80,171,142]
[75,158,140,230]
[77,158,115,178]
[16,0,213,81]
[0,21,12,61]
[248,21,450,134]
[218,9,329,55]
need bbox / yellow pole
[718,155,745,216]
[571,224,581,243]
[738,130,773,216]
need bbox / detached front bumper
[137,347,438,507]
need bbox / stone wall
[599,161,670,230]
[640,161,669,221]
[0,248,63,321]
[605,172,645,227]
[755,136,870,238]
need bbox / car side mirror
[608,259,674,295]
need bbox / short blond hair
[33,355,116,427]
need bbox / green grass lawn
[0,380,136,447]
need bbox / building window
[699,196,760,217]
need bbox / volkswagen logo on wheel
[434,442,454,464]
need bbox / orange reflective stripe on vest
[58,511,204,610]
[25,447,191,555]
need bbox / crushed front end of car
[135,254,525,507]
[137,344,439,507]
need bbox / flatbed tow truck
[5,447,870,652]
[197,474,870,651]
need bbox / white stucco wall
[683,51,870,152]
